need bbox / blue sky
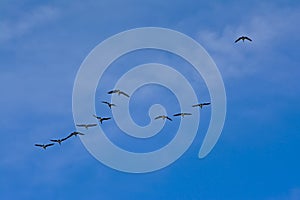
[1,0,300,199]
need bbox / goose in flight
[76,123,97,129]
[34,143,54,150]
[173,113,192,118]
[192,102,211,109]
[235,36,252,43]
[154,115,172,121]
[93,114,111,124]
[108,89,130,97]
[49,139,64,145]
[65,131,85,139]
[50,135,70,145]
[102,101,116,109]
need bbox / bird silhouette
[173,113,192,118]
[34,143,54,150]
[102,101,116,109]
[50,135,70,145]
[65,131,85,139]
[76,123,97,129]
[108,89,130,97]
[192,102,211,109]
[93,114,111,124]
[154,115,172,121]
[235,36,252,43]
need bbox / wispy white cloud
[0,5,60,42]
[196,5,300,79]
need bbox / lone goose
[154,115,172,121]
[76,123,97,129]
[173,113,192,118]
[34,143,54,150]
[102,101,116,109]
[93,114,111,124]
[108,89,130,97]
[192,102,211,109]
[235,36,252,43]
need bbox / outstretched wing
[87,124,97,127]
[60,137,69,141]
[173,113,181,116]
[102,101,109,105]
[120,91,130,97]
[102,101,116,108]
[203,102,211,106]
[102,117,111,121]
[245,36,252,41]
[75,131,85,136]
[45,143,54,148]
[166,117,172,121]
[76,124,86,127]
[34,144,43,147]
[108,90,117,94]
[235,37,242,43]
[155,116,163,120]
[192,104,200,107]
[64,132,74,139]
[50,139,59,143]
[183,113,192,116]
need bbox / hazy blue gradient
[1,0,299,199]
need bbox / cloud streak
[196,5,300,79]
[0,5,59,42]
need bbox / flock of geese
[35,35,251,150]
[34,90,126,149]
[35,131,84,149]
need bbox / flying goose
[192,102,211,109]
[65,131,85,139]
[93,114,111,124]
[102,101,116,109]
[154,115,172,121]
[173,113,192,118]
[108,89,130,97]
[76,123,97,129]
[34,143,54,149]
[235,36,252,43]
[50,136,70,145]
